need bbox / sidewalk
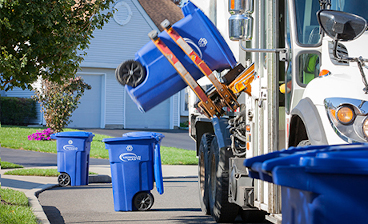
[1,164,198,224]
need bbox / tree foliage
[0,0,114,91]
[33,76,91,132]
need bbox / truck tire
[208,137,239,223]
[297,139,311,146]
[198,133,214,215]
[240,210,267,223]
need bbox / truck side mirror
[317,9,367,42]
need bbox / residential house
[3,0,189,129]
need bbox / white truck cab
[189,0,368,223]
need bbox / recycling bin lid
[102,135,156,143]
[51,131,94,138]
[244,143,368,183]
[123,132,164,142]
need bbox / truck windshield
[330,0,368,23]
[294,0,322,45]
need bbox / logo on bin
[63,145,78,151]
[198,38,207,47]
[126,145,133,151]
[119,153,141,162]
[184,38,203,58]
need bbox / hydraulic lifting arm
[149,20,255,118]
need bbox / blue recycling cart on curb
[51,132,94,187]
[103,132,164,211]
[244,143,368,224]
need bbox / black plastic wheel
[115,60,146,87]
[133,192,154,211]
[198,133,214,215]
[240,210,267,223]
[58,172,71,187]
[208,136,239,223]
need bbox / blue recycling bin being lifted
[123,1,237,112]
[103,132,164,211]
[52,132,94,187]
[244,144,368,224]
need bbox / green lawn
[0,188,38,224]
[1,159,24,169]
[4,168,97,176]
[0,126,198,165]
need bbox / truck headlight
[362,117,368,139]
[336,106,355,124]
[325,98,368,143]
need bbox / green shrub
[0,97,37,125]
[33,77,91,132]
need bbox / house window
[180,87,189,116]
[113,1,132,26]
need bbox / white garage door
[125,95,170,129]
[68,75,102,128]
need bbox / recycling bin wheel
[133,192,154,211]
[116,60,146,87]
[58,172,71,187]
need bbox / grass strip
[0,188,38,224]
[4,168,97,177]
[0,125,198,165]
[161,147,197,165]
[1,160,24,169]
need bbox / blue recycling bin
[126,1,237,112]
[103,132,165,211]
[52,132,94,187]
[244,144,368,224]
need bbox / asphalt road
[82,128,196,151]
[2,129,271,224]
[1,128,194,167]
[1,147,110,167]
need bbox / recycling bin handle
[262,151,319,173]
[154,143,164,195]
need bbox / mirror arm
[240,41,289,61]
[333,39,340,60]
[356,57,368,94]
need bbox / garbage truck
[187,0,368,223]
[116,0,368,223]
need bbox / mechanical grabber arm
[149,19,256,118]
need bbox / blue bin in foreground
[125,1,237,112]
[52,132,94,187]
[103,132,164,211]
[244,144,368,224]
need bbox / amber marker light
[336,106,355,124]
[319,69,330,77]
[330,108,336,120]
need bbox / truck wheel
[58,172,71,187]
[133,192,154,211]
[240,210,267,223]
[297,140,311,146]
[198,133,214,215]
[208,137,239,223]
[115,60,146,87]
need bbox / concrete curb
[88,174,111,183]
[26,184,56,224]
